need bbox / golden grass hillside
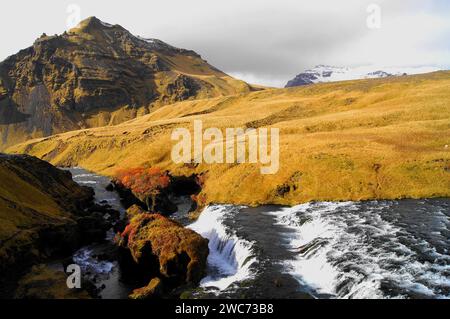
[0,155,94,244]
[8,71,450,206]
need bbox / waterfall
[188,205,257,291]
[268,202,353,297]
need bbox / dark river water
[69,168,450,299]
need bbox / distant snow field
[285,65,441,87]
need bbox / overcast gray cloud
[1,0,449,87]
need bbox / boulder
[118,206,209,288]
[105,183,115,192]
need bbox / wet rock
[86,203,112,214]
[105,183,115,192]
[113,173,203,216]
[113,219,128,234]
[76,213,111,244]
[113,181,146,209]
[148,192,178,216]
[108,209,120,220]
[168,175,202,196]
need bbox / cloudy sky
[1,0,449,87]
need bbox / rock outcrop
[0,153,114,297]
[0,16,253,149]
[113,168,201,216]
[118,205,209,298]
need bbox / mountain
[0,17,253,149]
[9,71,450,206]
[285,65,440,87]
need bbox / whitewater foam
[75,180,97,185]
[72,173,95,178]
[271,201,450,299]
[188,205,257,291]
[73,247,114,274]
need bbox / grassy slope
[0,155,94,268]
[0,165,64,241]
[8,71,450,206]
[0,160,68,276]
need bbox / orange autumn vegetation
[115,167,170,197]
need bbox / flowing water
[190,200,450,299]
[68,168,194,298]
[68,169,450,299]
[69,168,132,299]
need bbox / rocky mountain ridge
[0,17,253,149]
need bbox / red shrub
[115,167,170,197]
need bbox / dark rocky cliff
[0,153,112,297]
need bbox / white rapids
[189,200,450,299]
[188,205,257,291]
[270,201,450,299]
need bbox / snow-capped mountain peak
[285,65,440,88]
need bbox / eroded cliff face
[0,17,252,149]
[0,154,113,297]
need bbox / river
[69,168,450,299]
